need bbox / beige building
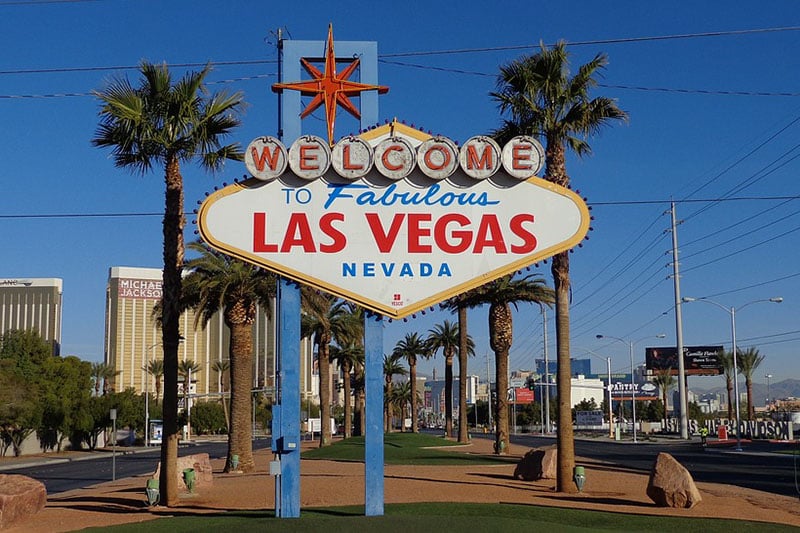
[0,278,63,355]
[104,266,315,402]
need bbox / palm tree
[460,274,554,455]
[491,41,626,489]
[181,240,276,473]
[391,381,413,432]
[392,332,428,433]
[212,359,230,429]
[177,359,200,402]
[330,343,363,438]
[720,350,735,421]
[426,320,470,438]
[441,296,473,443]
[383,354,407,431]
[301,290,360,447]
[144,359,165,405]
[736,347,765,421]
[651,369,675,427]
[93,61,244,506]
[90,362,118,396]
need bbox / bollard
[182,468,196,493]
[231,454,240,471]
[573,466,586,492]
[145,479,159,506]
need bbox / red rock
[646,452,702,508]
[0,474,47,529]
[513,445,557,481]
[152,453,214,492]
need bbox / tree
[491,41,627,489]
[177,359,201,406]
[390,381,413,432]
[736,347,765,421]
[383,354,407,431]
[89,362,119,396]
[144,359,165,405]
[93,61,244,506]
[426,320,470,438]
[0,329,54,380]
[720,350,735,421]
[442,297,474,444]
[212,359,230,429]
[37,355,93,452]
[460,274,553,454]
[392,332,428,433]
[301,290,359,447]
[651,370,675,427]
[330,343,362,439]
[181,240,276,473]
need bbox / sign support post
[364,312,384,516]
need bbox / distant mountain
[691,378,800,407]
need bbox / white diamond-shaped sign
[197,123,589,319]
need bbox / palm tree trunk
[726,377,733,421]
[228,320,255,472]
[746,377,754,421]
[457,305,469,443]
[494,346,509,454]
[319,343,332,446]
[343,362,352,438]
[553,251,577,493]
[159,155,184,507]
[445,353,454,438]
[410,357,418,433]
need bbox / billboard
[609,381,658,401]
[511,387,535,404]
[645,346,724,376]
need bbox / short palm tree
[391,381,413,432]
[181,240,276,472]
[392,332,428,433]
[460,274,554,454]
[720,350,735,421]
[93,61,244,506]
[90,362,118,396]
[427,320,472,438]
[651,370,675,427]
[491,41,626,488]
[383,354,407,431]
[301,290,361,446]
[144,359,165,405]
[736,347,765,420]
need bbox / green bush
[189,401,227,435]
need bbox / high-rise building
[0,278,63,355]
[104,267,314,402]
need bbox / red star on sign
[272,24,389,146]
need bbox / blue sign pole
[364,312,384,516]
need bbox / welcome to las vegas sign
[197,121,590,319]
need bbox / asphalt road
[505,433,800,499]
[6,438,272,494]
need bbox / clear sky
[2,1,798,389]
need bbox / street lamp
[682,296,782,451]
[596,333,666,443]
[765,374,773,408]
[581,349,614,439]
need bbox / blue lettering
[343,263,357,276]
[420,263,432,276]
[381,263,395,276]
[363,263,375,277]
[324,183,500,209]
[438,263,452,277]
[399,263,413,277]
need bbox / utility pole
[542,307,550,433]
[486,353,492,431]
[669,201,689,439]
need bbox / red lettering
[466,144,493,170]
[512,144,532,170]
[381,145,404,171]
[473,214,507,253]
[509,214,537,253]
[434,214,472,253]
[407,213,432,253]
[250,145,282,172]
[280,213,316,253]
[299,144,319,170]
[342,144,363,170]
[423,145,452,171]
[365,213,405,252]
[319,213,346,253]
[253,212,278,252]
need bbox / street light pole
[682,296,782,452]
[143,341,160,447]
[579,348,614,439]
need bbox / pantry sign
[197,121,590,318]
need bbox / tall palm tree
[301,290,360,447]
[736,347,765,421]
[391,381,413,432]
[392,332,428,433]
[720,350,735,421]
[90,362,119,396]
[181,240,276,473]
[93,61,244,506]
[651,369,675,427]
[383,354,407,431]
[212,359,230,429]
[460,274,554,455]
[177,359,200,404]
[144,359,165,405]
[491,42,626,488]
[330,343,362,438]
[442,297,473,443]
[426,320,471,438]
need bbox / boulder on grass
[0,474,47,529]
[513,445,557,480]
[152,453,214,491]
[646,452,702,509]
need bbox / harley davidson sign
[197,122,590,318]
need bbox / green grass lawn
[301,432,516,465]
[89,502,794,532]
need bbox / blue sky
[2,1,798,388]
